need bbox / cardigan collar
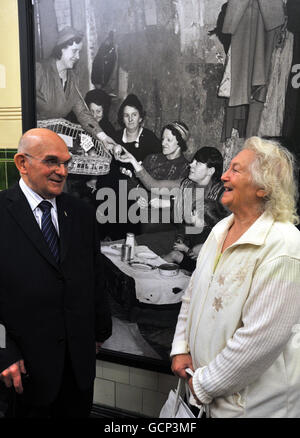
[212,211,275,249]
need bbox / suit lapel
[56,194,72,263]
[6,184,60,270]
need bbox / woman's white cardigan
[171,212,300,418]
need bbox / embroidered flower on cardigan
[212,264,251,313]
[213,297,223,312]
[217,274,226,286]
[234,266,248,284]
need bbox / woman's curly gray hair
[244,137,299,225]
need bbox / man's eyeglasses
[24,153,71,169]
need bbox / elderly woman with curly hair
[171,136,300,418]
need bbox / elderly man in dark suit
[0,128,112,418]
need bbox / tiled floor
[0,149,19,190]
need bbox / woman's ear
[256,188,267,198]
[209,166,215,176]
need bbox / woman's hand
[97,132,116,153]
[171,354,194,379]
[172,356,202,406]
[189,244,203,259]
[149,198,171,209]
[120,167,133,178]
[113,144,123,159]
[187,375,201,406]
[173,242,189,253]
[86,178,97,193]
[117,148,136,164]
[116,148,143,172]
[137,196,149,209]
[163,250,184,264]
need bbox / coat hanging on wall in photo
[91,31,117,90]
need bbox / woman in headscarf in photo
[116,121,191,234]
[35,26,116,151]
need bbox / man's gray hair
[18,135,30,153]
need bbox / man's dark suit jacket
[0,183,112,405]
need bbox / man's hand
[95,342,103,354]
[0,360,27,394]
[171,354,194,379]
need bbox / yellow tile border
[0,106,22,120]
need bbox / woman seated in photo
[118,145,225,210]
[115,93,161,167]
[95,94,163,239]
[85,88,117,140]
[83,89,117,196]
[66,88,117,203]
[117,144,228,241]
[96,92,162,194]
[123,121,191,233]
[141,121,190,183]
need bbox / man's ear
[14,153,28,175]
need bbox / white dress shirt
[19,178,60,235]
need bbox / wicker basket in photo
[37,118,112,176]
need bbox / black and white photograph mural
[32,0,300,368]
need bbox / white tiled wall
[93,360,178,417]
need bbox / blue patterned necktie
[39,200,60,263]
